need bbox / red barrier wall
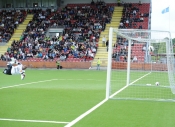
[112,62,167,71]
[0,60,91,69]
[0,60,167,71]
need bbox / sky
[151,0,175,38]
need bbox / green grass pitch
[0,68,175,127]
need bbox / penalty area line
[65,72,152,127]
[0,79,58,90]
[0,118,69,124]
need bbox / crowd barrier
[0,60,167,71]
[112,62,167,71]
[0,60,91,69]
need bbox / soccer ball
[149,46,154,52]
[155,82,159,86]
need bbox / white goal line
[0,118,69,124]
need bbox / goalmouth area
[106,28,175,102]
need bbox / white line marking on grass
[65,72,151,127]
[64,98,108,127]
[0,118,69,124]
[53,79,106,81]
[0,79,58,90]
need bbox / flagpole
[168,0,170,34]
[167,0,169,32]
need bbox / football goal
[106,28,175,102]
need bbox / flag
[162,7,169,14]
[165,7,169,12]
[162,9,165,14]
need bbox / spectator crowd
[0,9,26,42]
[0,1,149,63]
[1,1,114,62]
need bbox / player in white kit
[3,58,27,80]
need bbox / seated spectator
[139,0,142,5]
[79,51,85,58]
[92,36,96,42]
[124,55,127,62]
[27,52,33,58]
[73,50,79,58]
[1,36,7,42]
[48,51,54,59]
[37,51,43,58]
[63,46,68,53]
[142,45,146,51]
[0,23,4,27]
[99,24,102,30]
[22,52,26,60]
[0,54,6,61]
[140,17,144,22]
[131,41,134,46]
[53,22,57,27]
[139,25,142,29]
[87,48,94,58]
[132,56,138,62]
[43,53,49,60]
[15,21,19,25]
[60,54,66,61]
[115,51,120,61]
[4,52,11,61]
[133,9,137,17]
[91,46,97,53]
[119,22,124,29]
[125,19,129,28]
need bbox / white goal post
[106,28,175,102]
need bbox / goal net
[106,28,175,102]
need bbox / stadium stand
[0,9,27,43]
[0,1,115,62]
[0,9,28,55]
[113,2,150,63]
[0,1,150,66]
